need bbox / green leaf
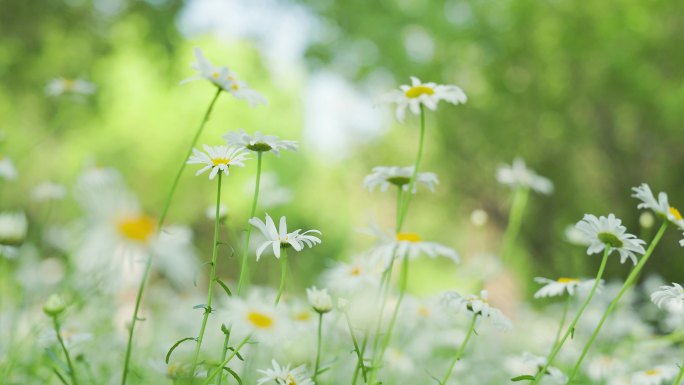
[52,368,69,385]
[570,327,575,339]
[227,346,244,361]
[45,348,69,373]
[215,278,232,297]
[222,366,243,385]
[165,337,196,364]
[511,375,536,382]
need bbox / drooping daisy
[45,77,96,97]
[248,214,322,260]
[650,283,684,313]
[363,166,439,193]
[533,277,600,299]
[306,286,333,314]
[182,47,267,106]
[574,214,646,265]
[0,212,28,247]
[223,129,298,155]
[631,365,679,385]
[187,144,250,180]
[632,183,684,228]
[384,76,467,122]
[257,359,314,385]
[32,181,67,202]
[496,157,554,195]
[0,156,17,180]
[363,225,459,268]
[442,290,512,330]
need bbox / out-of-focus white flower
[441,290,512,330]
[248,214,321,260]
[182,47,267,106]
[223,290,288,343]
[0,156,17,180]
[631,365,679,385]
[187,144,250,180]
[363,225,459,268]
[533,277,600,298]
[632,183,684,228]
[223,129,298,155]
[383,76,466,122]
[244,173,293,209]
[470,209,488,227]
[45,77,96,97]
[323,257,381,294]
[507,352,567,384]
[0,212,28,247]
[205,203,228,221]
[496,157,553,195]
[574,214,646,265]
[32,181,67,202]
[257,359,314,385]
[650,283,684,314]
[639,212,655,229]
[564,224,591,246]
[363,166,438,193]
[306,286,333,314]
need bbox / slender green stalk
[121,87,222,385]
[313,312,324,382]
[440,313,478,385]
[374,255,409,366]
[550,296,572,352]
[274,248,288,305]
[673,364,684,385]
[191,173,224,377]
[396,105,426,232]
[344,311,367,382]
[201,335,251,385]
[530,248,611,385]
[501,186,529,264]
[565,222,669,384]
[237,151,263,296]
[52,316,79,385]
[217,325,231,385]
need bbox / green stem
[191,173,223,378]
[52,316,79,385]
[275,248,288,305]
[673,364,684,385]
[121,87,222,385]
[237,151,263,296]
[313,312,324,382]
[396,105,426,232]
[551,295,572,352]
[530,247,611,385]
[373,255,409,371]
[501,187,529,264]
[201,335,251,385]
[440,313,478,385]
[216,326,231,385]
[344,311,367,382]
[565,222,668,384]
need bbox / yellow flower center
[247,311,274,329]
[350,266,362,276]
[404,85,435,98]
[211,157,231,166]
[212,72,220,79]
[285,374,298,385]
[557,277,580,284]
[418,306,430,317]
[167,362,186,377]
[645,369,660,376]
[669,207,683,221]
[117,215,156,242]
[231,84,239,91]
[63,78,75,90]
[396,232,421,242]
[295,311,311,321]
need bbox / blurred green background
[1,0,683,294]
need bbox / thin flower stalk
[52,316,80,385]
[201,335,251,385]
[313,312,324,383]
[564,222,669,384]
[121,88,222,385]
[674,364,684,385]
[275,248,289,305]
[217,325,231,385]
[440,313,479,385]
[501,186,530,264]
[237,151,263,296]
[529,247,611,385]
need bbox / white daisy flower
[257,359,314,385]
[0,156,17,180]
[31,181,67,202]
[650,283,684,313]
[363,166,439,193]
[631,365,679,385]
[574,214,646,265]
[187,144,250,180]
[45,77,96,97]
[632,183,684,228]
[442,290,512,330]
[564,224,591,246]
[496,157,554,195]
[306,286,333,314]
[533,277,600,298]
[364,225,459,268]
[384,76,466,122]
[0,211,28,247]
[182,47,267,106]
[248,214,322,260]
[223,129,298,155]
[322,257,382,294]
[222,290,288,343]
